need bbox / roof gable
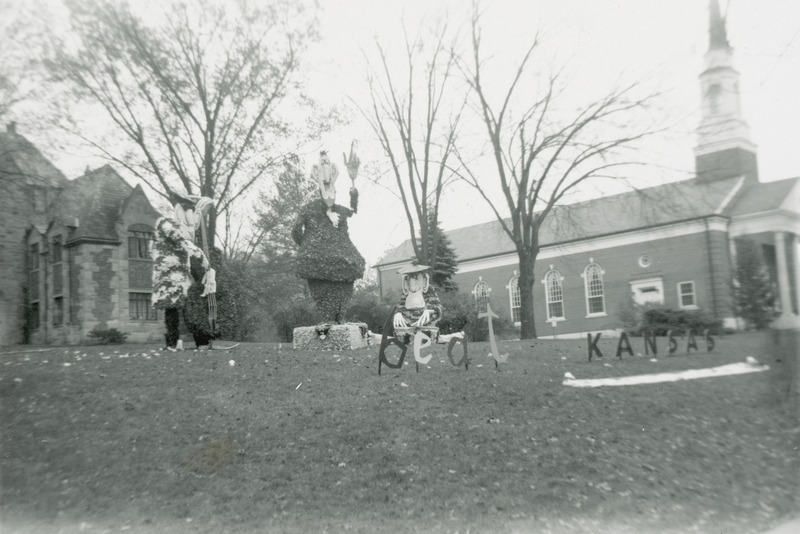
[120,183,161,223]
[377,177,743,266]
[724,176,800,217]
[55,165,135,244]
[0,129,68,189]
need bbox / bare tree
[0,0,52,121]
[48,0,324,248]
[461,6,657,339]
[359,21,466,275]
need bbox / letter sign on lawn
[615,332,634,359]
[685,329,698,354]
[643,331,657,356]
[447,337,469,370]
[587,333,603,361]
[667,330,678,355]
[479,303,507,367]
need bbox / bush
[640,307,723,336]
[437,291,515,342]
[734,238,779,330]
[272,299,321,342]
[345,289,395,334]
[87,327,129,344]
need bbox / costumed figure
[152,193,215,349]
[292,143,365,324]
[393,264,442,337]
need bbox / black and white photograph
[1,0,798,532]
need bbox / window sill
[585,313,608,319]
[546,317,566,323]
[679,305,698,310]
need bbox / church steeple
[709,0,730,50]
[694,0,758,183]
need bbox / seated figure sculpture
[393,264,442,339]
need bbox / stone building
[0,125,163,345]
[375,0,800,337]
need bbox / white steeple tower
[694,0,758,183]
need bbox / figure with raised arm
[292,143,366,324]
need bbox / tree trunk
[517,250,537,339]
[207,207,217,252]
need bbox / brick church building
[376,1,800,337]
[0,125,164,345]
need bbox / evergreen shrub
[272,299,321,342]
[437,291,514,342]
[640,307,723,336]
[87,327,129,344]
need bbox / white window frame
[471,277,491,313]
[541,266,565,322]
[506,273,521,326]
[677,281,697,309]
[581,259,607,318]
[629,277,665,306]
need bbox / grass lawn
[1,331,798,533]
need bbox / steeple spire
[694,0,758,184]
[709,0,730,50]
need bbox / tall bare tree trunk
[517,250,537,339]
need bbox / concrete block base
[293,323,370,351]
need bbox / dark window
[129,292,157,321]
[54,297,63,326]
[52,235,62,263]
[30,243,39,271]
[679,281,696,308]
[33,187,46,212]
[30,302,40,329]
[128,231,153,260]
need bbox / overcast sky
[9,0,800,266]
[309,0,800,265]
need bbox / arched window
[507,274,521,323]
[583,260,606,316]
[543,268,564,320]
[472,278,491,313]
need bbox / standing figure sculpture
[292,144,365,324]
[152,193,216,349]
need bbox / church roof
[0,126,68,190]
[724,176,800,216]
[376,176,794,267]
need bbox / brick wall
[381,226,729,337]
[0,177,33,344]
[91,247,116,330]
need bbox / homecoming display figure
[152,193,217,349]
[393,264,442,340]
[292,143,365,324]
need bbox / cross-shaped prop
[478,303,508,366]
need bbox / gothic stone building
[375,2,800,338]
[0,125,163,345]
